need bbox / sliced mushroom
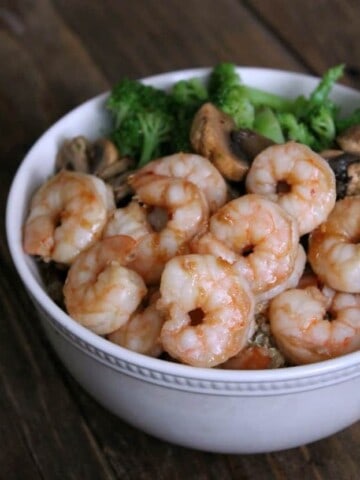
[55,136,90,172]
[88,137,122,175]
[319,149,344,161]
[107,170,136,205]
[336,124,360,154]
[327,152,360,198]
[55,136,137,204]
[190,102,249,181]
[230,128,275,162]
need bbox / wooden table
[1,1,360,478]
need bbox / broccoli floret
[107,78,175,166]
[309,104,336,148]
[208,62,241,104]
[170,78,208,109]
[218,88,255,128]
[110,115,142,158]
[107,78,145,129]
[137,111,174,167]
[277,112,317,147]
[293,65,344,119]
[209,62,292,129]
[309,64,345,107]
[168,77,208,153]
[169,111,193,152]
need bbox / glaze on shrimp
[128,174,209,285]
[132,152,228,213]
[308,195,360,293]
[158,254,255,367]
[103,201,151,241]
[107,291,165,357]
[246,142,336,235]
[255,244,306,305]
[63,235,147,335]
[191,194,299,296]
[23,170,114,264]
[269,286,360,364]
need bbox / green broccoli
[292,65,344,119]
[218,88,255,128]
[309,64,345,108]
[309,104,336,148]
[277,112,317,148]
[107,78,145,129]
[209,62,291,130]
[170,77,208,109]
[137,111,174,167]
[253,107,284,143]
[208,62,241,104]
[168,77,209,152]
[107,78,175,166]
[110,115,142,159]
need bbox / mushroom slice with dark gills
[230,128,275,162]
[327,152,360,199]
[56,136,136,203]
[190,103,250,181]
[55,136,90,173]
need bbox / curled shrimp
[128,174,209,285]
[191,194,299,296]
[308,196,360,293]
[221,345,276,370]
[157,254,255,368]
[269,286,360,364]
[103,201,151,241]
[107,291,165,357]
[246,142,336,235]
[63,236,147,335]
[132,152,228,213]
[256,244,306,306]
[23,170,114,264]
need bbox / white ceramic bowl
[6,68,360,454]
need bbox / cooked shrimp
[158,254,255,367]
[103,201,151,241]
[132,152,228,213]
[308,196,360,293]
[63,235,147,335]
[256,244,306,305]
[246,142,336,235]
[221,345,275,370]
[23,170,114,264]
[107,291,165,357]
[191,194,299,296]
[269,286,360,364]
[128,174,209,285]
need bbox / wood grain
[1,0,360,478]
[247,0,360,89]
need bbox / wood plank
[0,0,108,173]
[246,0,360,89]
[0,260,118,479]
[53,0,305,84]
[1,0,360,478]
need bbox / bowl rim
[6,66,360,387]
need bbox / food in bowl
[21,63,360,369]
[7,65,360,453]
